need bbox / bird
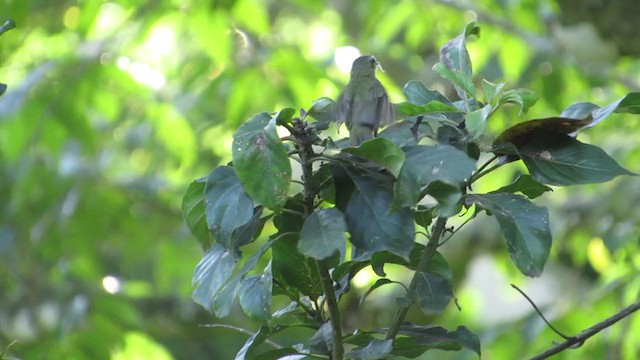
[335,55,395,146]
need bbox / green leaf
[465,104,492,140]
[394,145,476,208]
[309,321,333,356]
[204,166,255,249]
[229,207,266,249]
[298,208,347,260]
[497,88,538,115]
[359,279,401,306]
[432,63,476,99]
[182,177,210,248]
[273,107,295,125]
[437,22,479,99]
[613,92,640,114]
[492,174,552,199]
[191,244,238,312]
[234,325,274,360]
[395,101,461,117]
[403,80,451,105]
[555,93,640,135]
[481,79,505,104]
[345,339,393,360]
[371,247,451,281]
[211,240,274,317]
[343,137,406,177]
[395,324,481,356]
[272,233,323,300]
[412,206,434,228]
[233,112,292,212]
[306,97,336,130]
[273,196,306,233]
[519,132,636,186]
[238,261,273,324]
[378,121,434,148]
[466,193,551,277]
[560,102,599,120]
[425,181,462,217]
[414,272,453,315]
[340,167,415,261]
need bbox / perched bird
[335,55,395,146]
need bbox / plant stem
[385,216,448,341]
[294,119,343,360]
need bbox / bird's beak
[371,56,385,73]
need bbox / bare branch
[511,284,572,340]
[528,299,640,360]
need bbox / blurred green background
[1,0,639,359]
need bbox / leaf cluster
[182,23,639,359]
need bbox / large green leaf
[492,174,552,199]
[436,22,480,99]
[182,177,210,248]
[298,207,347,260]
[371,247,451,281]
[466,193,551,277]
[342,137,405,177]
[210,240,274,317]
[394,145,476,208]
[238,261,272,324]
[345,339,393,360]
[191,244,238,312]
[306,97,336,131]
[340,167,415,261]
[519,132,636,186]
[232,112,292,212]
[204,166,255,249]
[395,101,460,117]
[395,324,481,357]
[414,272,453,315]
[378,121,434,148]
[496,88,538,115]
[465,104,492,140]
[272,233,323,300]
[403,80,450,105]
[234,325,275,360]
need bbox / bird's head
[350,55,381,77]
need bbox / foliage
[183,24,639,359]
[3,1,640,359]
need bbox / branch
[529,299,640,360]
[512,284,571,340]
[385,216,448,341]
[294,118,344,360]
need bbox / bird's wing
[375,90,395,128]
[335,86,353,129]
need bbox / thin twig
[468,162,503,185]
[200,324,282,348]
[0,20,15,36]
[511,284,571,340]
[386,217,448,341]
[439,215,473,246]
[528,299,640,360]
